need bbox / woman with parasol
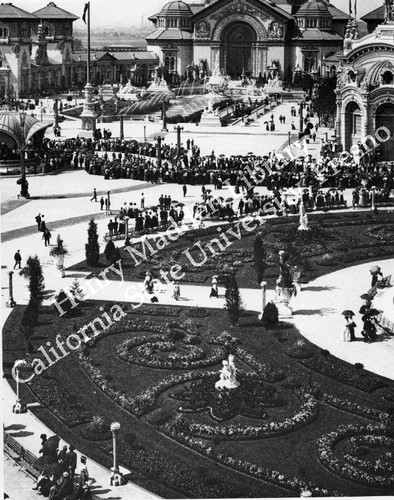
[361,309,381,342]
[370,265,383,287]
[359,293,372,315]
[342,310,356,342]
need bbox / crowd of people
[32,434,91,499]
[342,266,391,344]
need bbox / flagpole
[87,1,90,84]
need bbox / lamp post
[6,271,16,308]
[110,422,125,486]
[161,102,168,132]
[299,101,304,134]
[288,131,291,147]
[143,124,146,142]
[12,360,28,413]
[174,125,184,158]
[107,191,111,215]
[155,135,164,168]
[119,114,124,140]
[19,108,29,198]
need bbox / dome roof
[297,0,330,16]
[158,1,192,16]
[0,112,52,148]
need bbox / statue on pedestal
[298,200,310,231]
[215,354,240,390]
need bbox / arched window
[0,29,3,37]
[3,28,7,37]
[330,65,336,77]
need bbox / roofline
[190,0,293,22]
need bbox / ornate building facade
[146,0,349,82]
[336,1,394,161]
[0,2,158,99]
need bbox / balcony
[0,37,9,44]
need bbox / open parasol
[341,310,355,317]
[370,265,381,275]
[360,293,372,300]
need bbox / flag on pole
[82,3,89,24]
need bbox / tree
[20,255,45,312]
[85,219,100,267]
[224,274,243,326]
[311,76,337,125]
[253,233,266,284]
[19,255,45,352]
[104,239,116,264]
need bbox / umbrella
[360,293,372,300]
[205,189,212,193]
[176,202,185,207]
[370,265,381,275]
[226,197,234,202]
[341,310,355,317]
[247,152,254,155]
[171,200,179,204]
[362,309,381,319]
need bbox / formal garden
[3,210,394,498]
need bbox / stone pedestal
[258,281,267,320]
[80,82,97,139]
[110,469,126,487]
[274,286,293,317]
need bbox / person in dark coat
[13,250,22,269]
[35,213,42,231]
[65,444,77,482]
[43,228,52,246]
[40,216,47,233]
[100,197,104,210]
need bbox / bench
[4,433,103,499]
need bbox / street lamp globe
[110,422,121,432]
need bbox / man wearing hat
[58,445,67,465]
[48,471,73,500]
[65,444,77,482]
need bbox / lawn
[68,211,394,289]
[3,297,394,498]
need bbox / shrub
[262,302,279,328]
[81,415,111,441]
[224,274,243,326]
[85,219,100,267]
[354,362,364,370]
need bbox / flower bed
[100,437,241,498]
[317,424,394,488]
[127,305,181,317]
[299,354,387,393]
[28,375,92,427]
[186,307,212,318]
[344,435,394,475]
[117,334,225,370]
[171,372,286,423]
[168,392,318,439]
[162,426,341,497]
[321,393,388,422]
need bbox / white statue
[215,355,240,390]
[298,200,310,231]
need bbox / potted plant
[50,234,69,277]
[274,250,297,316]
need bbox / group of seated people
[33,435,91,500]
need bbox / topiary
[262,302,279,328]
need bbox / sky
[16,0,378,28]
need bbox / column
[6,271,16,308]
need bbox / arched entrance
[375,103,394,161]
[221,22,256,78]
[344,101,362,153]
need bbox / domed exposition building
[146,0,350,82]
[335,0,394,162]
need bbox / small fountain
[215,354,240,390]
[116,80,142,101]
